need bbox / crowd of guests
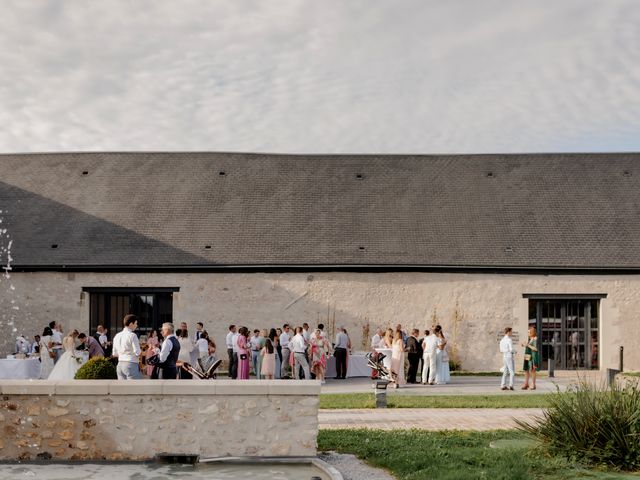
[32,316,344,381]
[225,322,337,382]
[34,321,107,379]
[369,323,451,388]
[27,317,448,383]
[30,317,218,380]
[23,317,541,386]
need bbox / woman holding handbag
[521,326,541,390]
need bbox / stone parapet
[0,380,321,461]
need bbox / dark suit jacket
[406,336,422,356]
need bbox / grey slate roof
[1,151,640,270]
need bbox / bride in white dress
[48,332,82,380]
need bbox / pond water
[0,462,330,480]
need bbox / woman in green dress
[521,326,541,390]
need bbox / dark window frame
[85,287,178,341]
[526,296,601,370]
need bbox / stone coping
[0,379,321,396]
[200,457,343,480]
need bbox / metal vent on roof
[623,171,632,177]
[356,174,364,179]
[358,246,366,251]
[218,171,226,176]
[486,172,494,178]
[51,244,59,249]
[204,245,212,250]
[82,171,89,175]
[505,246,513,252]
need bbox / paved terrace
[320,371,604,395]
[319,372,607,431]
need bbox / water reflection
[0,463,329,480]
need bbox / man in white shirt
[226,324,237,378]
[49,321,63,364]
[290,326,310,380]
[421,329,438,385]
[302,323,310,343]
[194,322,204,342]
[279,324,291,378]
[250,329,262,378]
[371,328,382,350]
[112,315,142,380]
[500,327,515,390]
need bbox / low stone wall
[0,380,320,461]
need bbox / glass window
[528,298,599,370]
[88,290,174,341]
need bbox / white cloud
[0,0,639,154]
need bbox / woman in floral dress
[310,328,331,382]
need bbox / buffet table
[326,352,371,378]
[0,357,41,379]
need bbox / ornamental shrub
[516,379,640,471]
[74,357,117,380]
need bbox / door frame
[523,294,606,370]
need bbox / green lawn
[319,393,553,409]
[318,429,639,479]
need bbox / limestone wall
[0,380,320,461]
[1,271,638,371]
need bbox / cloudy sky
[1,1,639,154]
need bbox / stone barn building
[1,151,639,372]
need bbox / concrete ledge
[0,379,321,396]
[0,380,56,395]
[200,456,343,480]
[109,380,163,395]
[161,380,216,395]
[55,380,110,395]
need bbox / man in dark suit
[406,329,423,384]
[194,322,204,342]
[158,322,181,379]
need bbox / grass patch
[318,429,638,479]
[319,393,553,409]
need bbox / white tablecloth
[326,353,371,378]
[0,358,41,379]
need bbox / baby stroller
[366,352,395,382]
[180,358,222,380]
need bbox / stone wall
[1,271,638,371]
[0,380,320,461]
